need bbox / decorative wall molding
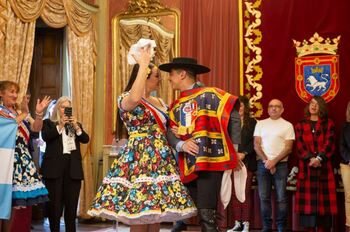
[240,0,263,117]
[126,0,165,15]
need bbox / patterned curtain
[0,0,97,219]
[67,27,95,218]
[0,0,35,102]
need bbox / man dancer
[159,57,241,232]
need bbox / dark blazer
[41,119,90,180]
[340,122,350,164]
[238,117,257,172]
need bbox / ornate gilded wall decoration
[239,0,263,117]
[293,33,340,103]
[126,0,165,16]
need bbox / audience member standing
[295,96,337,232]
[0,80,51,232]
[227,95,257,232]
[41,96,90,232]
[254,99,295,232]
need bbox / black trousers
[185,171,223,209]
[44,156,81,232]
[299,213,333,228]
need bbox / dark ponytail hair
[124,63,155,92]
[115,62,155,139]
[239,95,252,128]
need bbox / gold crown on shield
[293,32,340,57]
[311,66,324,73]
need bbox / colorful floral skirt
[12,140,49,207]
[88,137,197,225]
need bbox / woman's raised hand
[35,96,52,115]
[133,45,152,67]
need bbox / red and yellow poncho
[169,87,238,183]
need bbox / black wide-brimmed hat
[159,57,210,75]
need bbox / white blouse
[56,125,77,154]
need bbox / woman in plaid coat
[294,96,337,232]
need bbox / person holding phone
[41,96,89,232]
[64,106,72,117]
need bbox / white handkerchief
[220,169,232,209]
[234,164,247,203]
[127,38,157,65]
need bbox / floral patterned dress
[12,119,49,206]
[0,106,49,207]
[88,93,197,225]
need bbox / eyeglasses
[268,105,282,109]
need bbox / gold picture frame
[111,4,180,136]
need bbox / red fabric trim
[179,87,205,98]
[18,124,29,143]
[220,96,238,168]
[195,160,236,170]
[140,100,166,133]
[178,154,198,183]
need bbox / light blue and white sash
[0,107,17,219]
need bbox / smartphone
[64,107,72,117]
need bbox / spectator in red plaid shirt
[294,96,337,232]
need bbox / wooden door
[28,27,63,220]
[29,28,63,113]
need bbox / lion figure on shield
[306,74,328,91]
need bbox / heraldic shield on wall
[293,33,341,103]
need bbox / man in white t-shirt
[254,99,295,232]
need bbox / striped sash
[0,113,17,219]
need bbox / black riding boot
[198,209,219,232]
